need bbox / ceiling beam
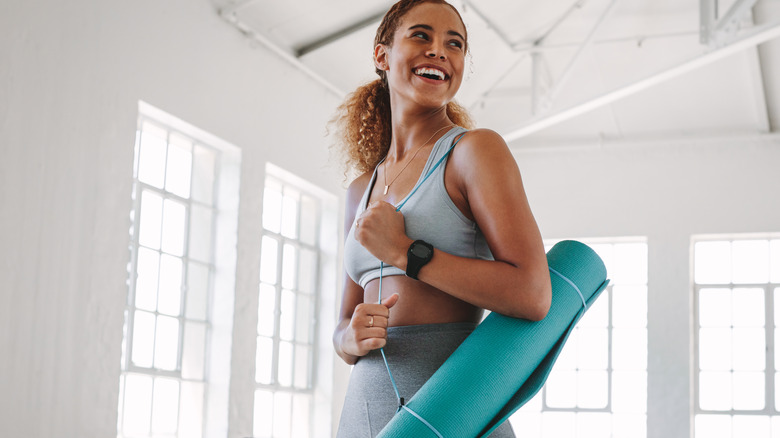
[295,9,387,57]
[218,9,346,98]
[459,0,515,49]
[502,21,780,143]
[746,46,771,133]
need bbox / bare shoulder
[346,171,372,206]
[451,128,516,178]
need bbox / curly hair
[330,0,474,176]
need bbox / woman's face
[375,3,467,110]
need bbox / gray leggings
[336,322,516,438]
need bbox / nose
[426,51,445,60]
[425,41,446,60]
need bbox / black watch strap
[406,240,434,280]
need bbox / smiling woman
[329,0,552,436]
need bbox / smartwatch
[406,240,434,280]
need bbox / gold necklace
[383,124,453,195]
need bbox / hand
[354,201,411,267]
[340,294,400,357]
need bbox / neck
[387,107,453,162]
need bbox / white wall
[512,134,780,438]
[0,0,343,437]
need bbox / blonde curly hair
[330,0,474,176]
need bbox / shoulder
[450,128,515,174]
[346,171,373,212]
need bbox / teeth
[414,67,445,80]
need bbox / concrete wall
[0,0,342,437]
[512,134,780,438]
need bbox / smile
[413,67,448,81]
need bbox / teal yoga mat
[377,240,609,437]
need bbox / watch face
[411,243,432,258]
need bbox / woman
[331,0,552,436]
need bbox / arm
[332,173,399,365]
[356,130,551,321]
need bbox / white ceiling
[214,0,780,148]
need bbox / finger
[357,327,387,341]
[382,293,400,309]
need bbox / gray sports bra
[343,126,494,288]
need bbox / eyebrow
[408,24,465,41]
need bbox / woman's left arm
[357,129,551,320]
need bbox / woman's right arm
[333,173,399,365]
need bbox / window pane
[254,389,274,438]
[732,288,764,327]
[299,195,318,246]
[577,370,608,408]
[137,122,167,188]
[278,341,294,387]
[165,133,193,199]
[151,377,179,434]
[732,328,765,371]
[135,247,159,311]
[262,185,283,234]
[189,204,213,263]
[260,236,279,284]
[280,290,295,341]
[122,374,153,435]
[612,243,647,284]
[733,371,765,410]
[258,283,277,337]
[139,190,163,250]
[695,415,731,438]
[612,328,647,371]
[695,241,731,284]
[273,391,292,438]
[612,285,647,328]
[771,240,780,283]
[699,371,732,410]
[161,198,186,256]
[186,261,209,320]
[545,369,576,408]
[612,371,647,413]
[291,393,311,437]
[699,288,731,327]
[732,240,769,284]
[699,328,732,371]
[182,322,206,380]
[577,412,611,438]
[298,248,317,295]
[733,415,770,437]
[576,328,608,370]
[256,336,274,385]
[179,381,204,437]
[157,254,182,316]
[131,310,155,368]
[295,295,312,344]
[191,144,216,204]
[282,244,298,290]
[542,412,575,438]
[612,413,646,438]
[154,315,180,370]
[578,294,608,328]
[281,191,299,239]
[294,344,310,389]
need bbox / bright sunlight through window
[511,239,648,438]
[694,237,780,438]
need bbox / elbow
[523,277,552,322]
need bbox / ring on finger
[368,315,374,328]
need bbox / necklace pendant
[383,185,389,195]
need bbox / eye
[412,31,429,40]
[448,40,463,49]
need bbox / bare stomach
[363,275,483,327]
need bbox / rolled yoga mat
[377,240,609,438]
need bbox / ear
[374,44,390,71]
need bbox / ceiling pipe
[502,21,780,143]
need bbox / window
[119,103,240,438]
[511,239,648,438]
[693,236,780,438]
[254,166,328,438]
